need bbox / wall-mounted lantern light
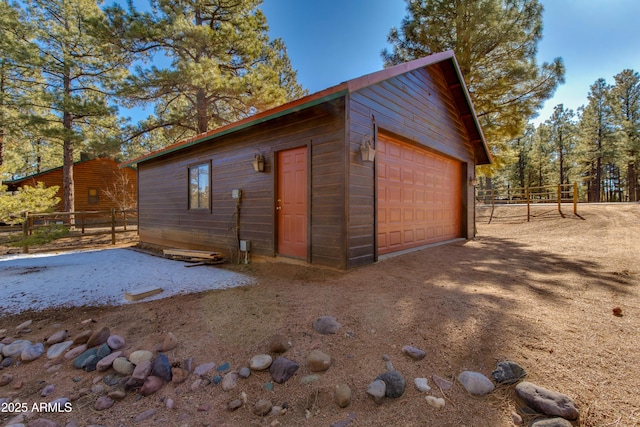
[252,153,265,172]
[470,176,479,187]
[360,137,376,162]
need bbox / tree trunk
[628,159,637,202]
[63,68,75,223]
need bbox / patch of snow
[0,248,254,315]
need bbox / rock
[108,389,126,400]
[160,332,178,351]
[64,344,87,360]
[238,367,251,379]
[253,399,272,416]
[334,383,351,408]
[106,335,125,350]
[432,374,453,390]
[376,371,406,398]
[300,374,319,384]
[529,418,574,427]
[86,327,110,348]
[269,357,299,384]
[183,357,194,372]
[511,411,524,425]
[132,359,152,380]
[151,354,172,382]
[414,377,431,392]
[128,350,153,366]
[124,377,144,392]
[194,362,216,376]
[46,330,68,345]
[212,375,222,384]
[366,379,386,404]
[133,409,157,422]
[112,357,134,375]
[492,361,527,385]
[307,350,331,372]
[228,399,243,411]
[458,371,495,396]
[73,348,98,369]
[425,396,445,408]
[15,320,32,331]
[190,378,203,392]
[96,351,122,372]
[171,367,189,384]
[72,330,93,345]
[221,371,239,391]
[21,342,45,361]
[91,384,105,394]
[95,343,111,359]
[140,376,164,396]
[81,355,99,372]
[41,384,55,397]
[515,382,579,420]
[3,340,31,357]
[0,373,13,386]
[165,398,174,409]
[1,356,13,368]
[402,345,426,360]
[93,396,114,411]
[47,341,73,359]
[216,361,230,372]
[269,334,290,353]
[312,316,341,334]
[249,354,272,371]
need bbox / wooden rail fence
[17,209,137,253]
[476,183,580,223]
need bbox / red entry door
[277,146,308,258]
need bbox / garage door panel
[377,134,462,255]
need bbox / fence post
[557,184,564,217]
[22,212,29,254]
[111,208,116,245]
[526,188,530,222]
[573,182,578,215]
[81,212,85,234]
[123,210,127,232]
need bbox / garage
[377,133,463,255]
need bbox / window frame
[187,161,211,212]
[87,187,99,205]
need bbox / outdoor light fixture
[470,176,479,186]
[360,137,376,162]
[252,153,265,172]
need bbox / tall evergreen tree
[545,104,576,189]
[577,79,618,202]
[383,0,565,159]
[106,0,306,148]
[611,69,640,201]
[24,0,130,215]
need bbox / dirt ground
[0,203,638,427]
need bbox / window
[189,163,210,210]
[88,187,99,205]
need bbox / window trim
[88,187,99,205]
[187,161,212,212]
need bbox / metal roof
[121,50,490,167]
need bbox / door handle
[276,199,282,211]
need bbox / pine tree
[577,79,619,202]
[545,104,576,190]
[23,0,130,215]
[106,0,306,148]
[382,0,565,158]
[611,69,640,201]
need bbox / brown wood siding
[8,159,137,212]
[138,100,347,269]
[346,66,476,268]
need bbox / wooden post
[123,210,127,232]
[81,212,85,234]
[22,212,29,254]
[573,182,578,216]
[526,188,530,222]
[111,208,116,245]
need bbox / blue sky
[260,0,640,126]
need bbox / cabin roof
[121,50,490,167]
